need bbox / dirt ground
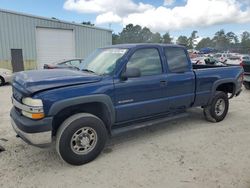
[0,85,250,188]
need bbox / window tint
[165,47,189,73]
[127,48,162,76]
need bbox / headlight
[21,97,44,119]
[22,97,43,107]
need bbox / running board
[111,112,188,136]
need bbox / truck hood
[13,69,102,94]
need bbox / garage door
[36,28,75,69]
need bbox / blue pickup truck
[10,44,243,165]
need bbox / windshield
[80,48,128,75]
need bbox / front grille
[12,87,23,102]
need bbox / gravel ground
[0,85,250,188]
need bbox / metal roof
[0,8,112,32]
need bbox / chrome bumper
[11,118,52,147]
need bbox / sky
[1,0,250,40]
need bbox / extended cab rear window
[165,47,189,73]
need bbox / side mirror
[121,67,141,80]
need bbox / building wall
[0,9,112,70]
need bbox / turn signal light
[31,113,45,119]
[22,111,45,119]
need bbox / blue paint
[12,44,243,125]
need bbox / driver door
[114,48,168,123]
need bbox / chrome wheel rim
[215,99,225,116]
[70,127,97,155]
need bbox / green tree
[213,30,230,51]
[140,27,153,42]
[162,32,172,44]
[112,24,163,44]
[226,32,239,44]
[188,30,198,49]
[150,32,162,43]
[195,37,214,50]
[241,31,250,53]
[118,24,143,43]
[112,33,120,44]
[177,36,189,46]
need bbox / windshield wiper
[82,69,96,74]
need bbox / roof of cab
[104,43,185,49]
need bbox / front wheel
[56,113,108,165]
[203,91,229,122]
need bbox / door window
[126,48,162,76]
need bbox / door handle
[160,80,167,86]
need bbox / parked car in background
[213,53,232,63]
[0,68,12,86]
[226,55,250,65]
[43,58,83,70]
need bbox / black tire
[244,82,250,90]
[203,91,229,122]
[56,113,108,165]
[0,76,5,86]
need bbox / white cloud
[63,0,153,16]
[164,0,175,6]
[96,12,122,24]
[64,0,250,32]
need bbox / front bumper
[10,108,53,147]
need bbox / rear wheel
[0,76,5,86]
[56,113,108,165]
[244,82,250,90]
[203,91,229,122]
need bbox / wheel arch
[49,94,115,136]
[210,79,236,103]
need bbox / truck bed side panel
[193,66,242,107]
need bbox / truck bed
[192,64,243,107]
